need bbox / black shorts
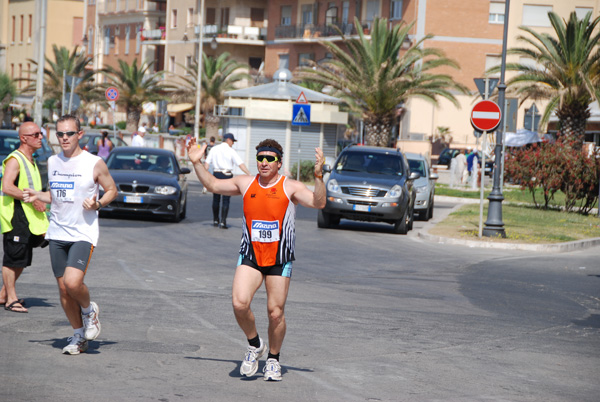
[238,254,292,278]
[49,240,94,278]
[3,235,33,268]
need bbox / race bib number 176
[50,181,75,202]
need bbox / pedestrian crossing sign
[292,104,311,126]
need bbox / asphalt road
[1,179,599,401]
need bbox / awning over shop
[167,103,194,116]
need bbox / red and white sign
[296,91,308,104]
[105,87,119,102]
[471,100,501,132]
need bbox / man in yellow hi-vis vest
[0,122,49,313]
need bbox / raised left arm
[289,147,326,209]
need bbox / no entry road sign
[471,100,501,132]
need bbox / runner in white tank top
[23,114,117,355]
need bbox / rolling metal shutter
[249,120,288,175]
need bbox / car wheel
[427,198,434,221]
[170,201,183,223]
[317,209,331,228]
[393,208,409,234]
[330,213,341,225]
[408,205,414,231]
[417,209,428,221]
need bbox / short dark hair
[57,114,81,131]
[256,139,284,158]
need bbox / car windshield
[408,159,427,177]
[106,152,175,174]
[336,152,403,176]
[0,136,21,153]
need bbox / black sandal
[4,300,28,313]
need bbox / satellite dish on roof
[274,68,292,82]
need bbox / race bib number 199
[50,181,75,202]
[251,220,280,243]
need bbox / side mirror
[430,173,439,180]
[322,164,332,174]
[408,172,421,180]
[180,167,191,174]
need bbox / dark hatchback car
[101,147,191,222]
[0,129,54,190]
[320,146,419,234]
[79,133,128,155]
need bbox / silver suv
[319,146,419,234]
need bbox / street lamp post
[193,0,206,141]
[33,0,47,127]
[483,0,510,238]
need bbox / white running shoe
[263,358,282,381]
[83,301,101,341]
[62,334,88,355]
[239,338,266,377]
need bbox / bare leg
[231,265,264,339]
[1,266,27,312]
[56,267,90,329]
[264,275,291,355]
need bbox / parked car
[0,129,54,190]
[406,153,438,221]
[320,146,420,234]
[79,133,128,155]
[101,147,191,222]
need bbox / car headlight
[387,184,402,198]
[415,185,428,194]
[327,179,340,193]
[154,186,177,195]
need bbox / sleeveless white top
[46,151,101,246]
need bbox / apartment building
[0,0,84,89]
[84,0,165,79]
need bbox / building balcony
[197,24,267,41]
[275,22,363,40]
[141,27,166,41]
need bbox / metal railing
[275,22,362,39]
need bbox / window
[28,14,32,41]
[169,56,176,73]
[281,6,291,26]
[136,25,141,54]
[220,7,230,28]
[125,26,130,54]
[366,0,379,22]
[104,27,110,55]
[326,5,338,25]
[391,0,403,20]
[27,63,30,81]
[171,9,178,28]
[206,8,216,25]
[485,55,501,76]
[575,7,593,20]
[302,5,313,26]
[12,16,15,42]
[250,8,264,27]
[278,54,289,69]
[342,1,350,23]
[185,56,192,74]
[114,26,120,54]
[10,64,14,79]
[299,53,314,67]
[489,2,505,24]
[522,5,552,27]
[18,64,22,88]
[249,57,262,70]
[187,8,194,27]
[88,27,94,54]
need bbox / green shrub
[116,121,127,130]
[290,160,315,182]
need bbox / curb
[418,196,600,253]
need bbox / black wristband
[96,200,103,210]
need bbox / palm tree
[102,59,173,132]
[173,52,249,138]
[496,11,600,146]
[298,17,468,147]
[22,45,94,115]
[0,72,17,128]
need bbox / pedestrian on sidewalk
[187,138,326,381]
[24,114,117,355]
[204,133,250,228]
[0,122,49,313]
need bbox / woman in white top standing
[24,114,117,355]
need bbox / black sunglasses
[256,155,279,163]
[56,131,79,138]
[23,132,43,138]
